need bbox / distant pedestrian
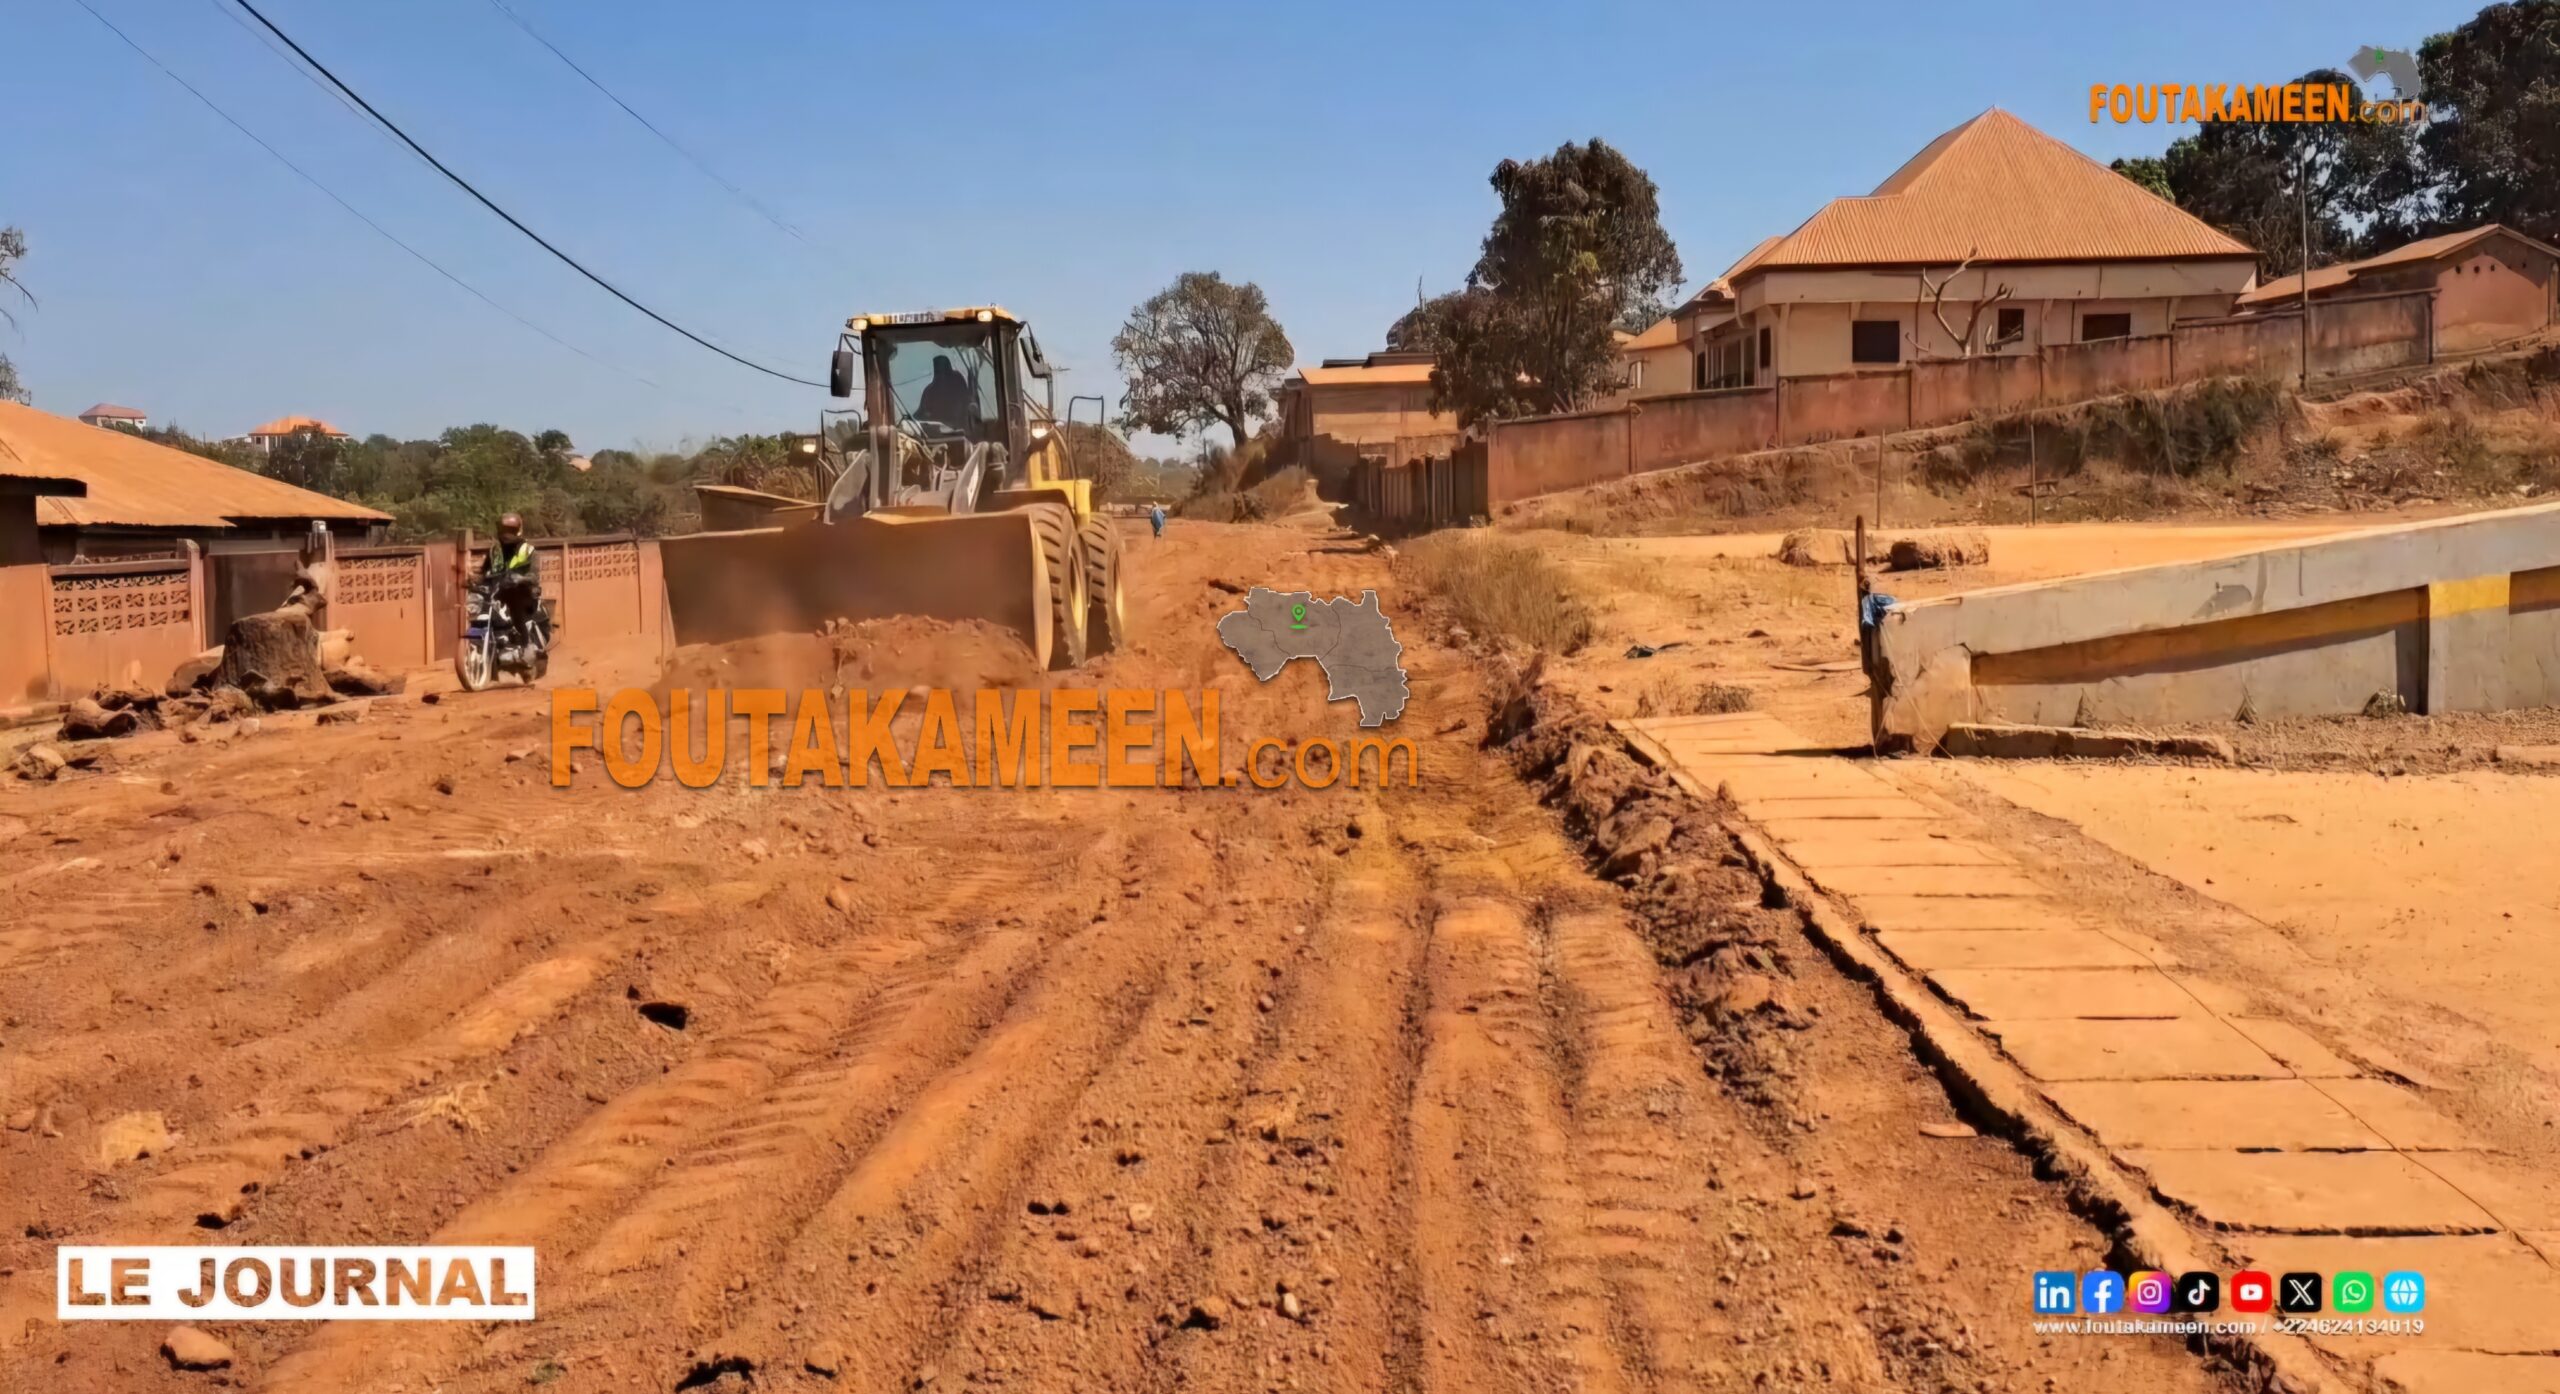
[1149,503,1167,538]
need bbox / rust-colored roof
[1297,361,1435,386]
[1736,109,2254,276]
[0,402,389,530]
[2237,224,2560,307]
[245,414,349,438]
[77,402,146,420]
[1621,316,1683,351]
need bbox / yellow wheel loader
[659,307,1127,668]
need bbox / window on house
[1693,351,1706,391]
[1627,361,1644,390]
[1995,307,2027,346]
[1757,326,1771,369]
[2080,312,2133,342]
[1850,319,1901,364]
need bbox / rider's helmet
[497,513,524,542]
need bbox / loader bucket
[657,511,1056,667]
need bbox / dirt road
[0,516,2223,1392]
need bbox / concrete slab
[2236,1235,2560,1354]
[1742,797,1939,821]
[1774,837,2011,869]
[1984,1017,2292,1081]
[2226,1018,2362,1078]
[1805,864,2049,898]
[1858,895,2089,932]
[1714,771,1896,802]
[1929,967,2200,1020]
[2315,1079,2481,1151]
[2419,1151,2560,1230]
[2044,1080,2390,1151]
[2122,1149,2498,1232]
[2372,1353,2560,1394]
[1874,929,2151,971]
[1756,816,1940,842]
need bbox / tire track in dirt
[257,842,1073,1390]
[639,846,1191,1392]
[1127,871,1431,1394]
[894,818,1348,1392]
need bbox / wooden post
[2028,420,2039,527]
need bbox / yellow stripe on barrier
[2428,573,2512,619]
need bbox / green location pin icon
[1289,601,1309,630]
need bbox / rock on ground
[1884,531,1990,570]
[59,697,141,741]
[161,1325,234,1371]
[213,609,336,709]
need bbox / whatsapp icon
[2334,1270,2376,1313]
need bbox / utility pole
[2297,149,2313,391]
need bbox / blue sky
[3,0,2478,457]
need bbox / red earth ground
[0,515,2231,1392]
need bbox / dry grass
[1399,532,1597,653]
[1634,673,1755,718]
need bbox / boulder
[60,697,141,741]
[1883,530,1990,570]
[165,648,223,697]
[213,609,335,710]
[325,655,406,698]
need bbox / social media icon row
[2034,1268,2422,1314]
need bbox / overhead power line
[62,0,728,410]
[482,0,811,246]
[224,0,824,389]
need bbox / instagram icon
[2129,1270,2173,1314]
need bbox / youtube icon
[2231,1270,2274,1313]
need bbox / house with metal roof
[242,414,352,454]
[2236,224,2560,354]
[0,401,389,563]
[1275,350,1459,479]
[76,402,148,430]
[1676,109,2259,389]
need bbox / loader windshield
[876,326,1000,445]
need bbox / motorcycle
[455,575,554,691]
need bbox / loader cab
[838,308,1064,512]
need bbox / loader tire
[1025,502,1088,670]
[1079,513,1126,657]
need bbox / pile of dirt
[655,617,1039,697]
[1773,527,1987,570]
[1483,656,1815,1118]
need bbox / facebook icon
[2082,1271,2126,1314]
[2033,1271,2077,1314]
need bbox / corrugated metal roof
[1622,316,1683,350]
[1738,109,2255,275]
[1298,361,1435,386]
[78,402,146,420]
[2236,224,2560,307]
[0,402,389,530]
[245,414,349,438]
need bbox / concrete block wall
[1871,503,2560,750]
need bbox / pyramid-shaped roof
[1736,109,2254,276]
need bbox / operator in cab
[917,354,978,435]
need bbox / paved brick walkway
[1623,711,2560,1392]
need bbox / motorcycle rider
[481,514,544,652]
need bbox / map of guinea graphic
[1215,587,1410,728]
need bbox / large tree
[0,227,31,404]
[2140,68,2431,276]
[2419,0,2560,244]
[1427,139,1682,429]
[1112,271,1294,450]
